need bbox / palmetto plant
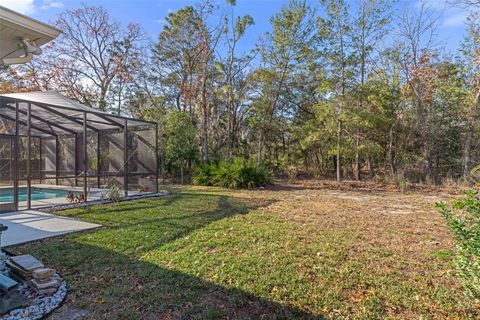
[193,159,271,189]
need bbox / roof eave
[0,5,61,40]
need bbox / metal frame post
[97,132,101,188]
[55,136,59,185]
[155,123,159,193]
[39,137,42,184]
[74,134,78,187]
[27,103,31,210]
[83,112,88,201]
[124,118,128,197]
[14,102,19,211]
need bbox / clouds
[443,10,468,27]
[0,0,63,14]
[417,0,468,27]
[41,1,64,10]
[0,0,35,14]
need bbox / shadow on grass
[70,192,269,217]
[10,192,325,319]
[33,242,323,319]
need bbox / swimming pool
[0,187,73,203]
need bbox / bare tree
[352,0,392,180]
[43,5,144,111]
[459,11,480,179]
[451,0,480,7]
[218,0,255,159]
[398,3,440,183]
[195,1,225,162]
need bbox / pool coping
[36,191,168,213]
[1,184,155,212]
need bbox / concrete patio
[0,210,101,247]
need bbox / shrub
[193,162,216,186]
[438,191,480,301]
[106,183,122,202]
[384,171,410,192]
[193,159,271,189]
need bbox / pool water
[0,187,72,203]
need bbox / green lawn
[11,184,480,319]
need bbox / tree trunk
[315,152,321,175]
[416,99,434,184]
[176,93,182,111]
[180,162,184,185]
[99,88,108,112]
[422,132,433,184]
[202,109,209,162]
[257,130,265,165]
[368,154,375,178]
[161,152,166,184]
[354,131,360,180]
[117,82,123,115]
[388,123,397,176]
[200,66,209,162]
[463,124,473,180]
[227,103,237,161]
[227,71,235,160]
[422,143,433,184]
[336,120,342,182]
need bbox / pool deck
[0,210,101,247]
[1,184,144,210]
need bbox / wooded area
[2,0,480,185]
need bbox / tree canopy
[2,0,480,184]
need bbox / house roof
[0,5,61,62]
[0,91,155,137]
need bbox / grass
[11,182,480,319]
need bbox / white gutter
[0,6,61,39]
[1,53,34,66]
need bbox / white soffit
[0,5,61,60]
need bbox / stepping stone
[0,290,29,314]
[36,287,58,296]
[30,278,60,290]
[9,255,44,272]
[0,274,17,293]
[6,261,32,280]
[32,268,55,282]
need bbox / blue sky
[0,0,470,56]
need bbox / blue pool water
[0,187,72,203]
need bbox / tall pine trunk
[368,153,375,178]
[388,123,397,176]
[202,107,209,162]
[257,129,265,165]
[416,98,434,184]
[354,132,360,180]
[336,120,342,182]
[200,63,209,163]
[180,161,184,185]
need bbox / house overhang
[0,5,61,66]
